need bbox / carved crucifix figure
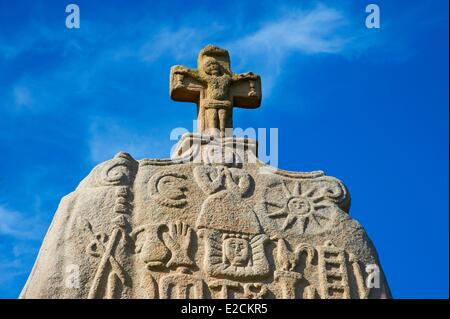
[170,45,262,137]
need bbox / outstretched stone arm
[172,65,205,83]
[231,72,262,104]
[232,72,260,82]
[170,65,205,103]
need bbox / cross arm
[170,65,205,103]
[231,72,262,109]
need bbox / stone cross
[170,45,262,137]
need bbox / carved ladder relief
[317,240,350,299]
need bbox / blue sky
[0,0,448,298]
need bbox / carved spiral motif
[311,177,347,203]
[99,163,130,186]
[94,153,136,186]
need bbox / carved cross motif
[170,45,262,137]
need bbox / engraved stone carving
[243,283,268,299]
[274,271,302,299]
[208,279,240,299]
[87,232,109,258]
[223,235,251,267]
[262,177,348,234]
[139,271,158,299]
[114,186,132,214]
[172,133,258,165]
[88,215,132,299]
[194,164,270,280]
[208,280,269,299]
[273,238,315,299]
[132,221,195,271]
[84,152,138,188]
[162,221,195,270]
[159,273,204,299]
[194,165,259,234]
[317,240,350,299]
[132,223,170,269]
[149,171,188,208]
[201,230,269,280]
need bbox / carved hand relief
[162,222,195,270]
[77,168,376,300]
[148,170,188,208]
[80,212,381,299]
[262,177,348,234]
[132,221,195,271]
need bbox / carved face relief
[157,175,186,200]
[202,231,270,280]
[287,197,311,217]
[149,171,188,208]
[263,179,346,234]
[223,238,250,267]
[203,57,222,76]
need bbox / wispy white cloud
[88,117,172,163]
[139,27,213,62]
[13,86,33,109]
[0,3,377,115]
[0,241,39,293]
[103,26,210,65]
[1,3,385,168]
[0,205,46,240]
[231,5,353,56]
[226,4,376,97]
[12,243,39,258]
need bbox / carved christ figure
[170,45,262,137]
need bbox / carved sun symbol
[265,181,333,233]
